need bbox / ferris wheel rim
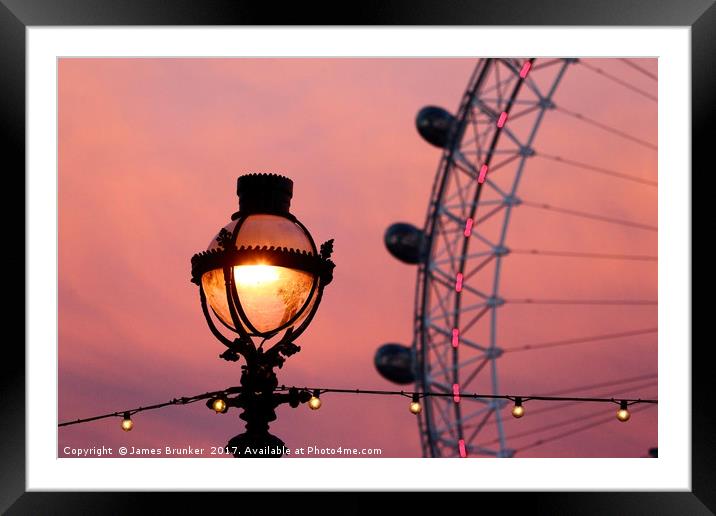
[414,58,574,458]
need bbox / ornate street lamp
[190,173,335,457]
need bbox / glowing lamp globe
[191,174,335,341]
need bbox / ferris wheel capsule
[416,106,456,148]
[374,343,415,384]
[384,222,425,264]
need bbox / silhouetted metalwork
[384,223,425,264]
[416,106,457,148]
[374,343,415,384]
[189,173,335,457]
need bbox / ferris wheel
[375,58,658,457]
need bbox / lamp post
[190,173,335,457]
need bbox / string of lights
[58,385,657,432]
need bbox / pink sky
[58,58,657,458]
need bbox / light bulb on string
[616,400,631,422]
[511,397,525,418]
[409,393,422,415]
[308,390,322,410]
[121,412,133,432]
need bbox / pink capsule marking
[463,218,474,237]
[458,439,467,458]
[519,61,532,78]
[478,164,488,184]
[453,383,461,403]
[452,328,460,348]
[497,111,508,128]
[455,273,463,292]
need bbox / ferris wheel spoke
[520,200,658,231]
[454,349,491,369]
[432,249,495,267]
[429,324,487,352]
[482,177,511,201]
[431,401,459,441]
[531,58,567,72]
[462,254,496,283]
[440,200,504,214]
[619,58,658,81]
[464,225,498,249]
[426,301,484,325]
[577,60,657,102]
[502,327,657,353]
[435,217,459,273]
[473,99,528,150]
[554,106,658,150]
[465,443,501,457]
[534,153,657,187]
[427,281,452,323]
[479,98,539,106]
[478,71,517,97]
[509,248,657,261]
[472,203,506,227]
[497,58,557,110]
[464,407,499,444]
[494,58,504,108]
[496,123,529,150]
[505,298,657,306]
[459,356,491,391]
[505,104,542,123]
[427,378,453,394]
[540,372,657,397]
[425,333,453,371]
[458,281,491,300]
[459,305,493,335]
[438,203,469,227]
[427,340,452,380]
[478,152,522,176]
[434,405,493,435]
[426,270,455,294]
[448,168,471,217]
[429,264,462,289]
[457,147,521,157]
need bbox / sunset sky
[58,58,657,458]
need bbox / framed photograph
[4,0,707,512]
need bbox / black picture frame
[2,1,707,513]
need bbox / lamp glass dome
[201,214,317,334]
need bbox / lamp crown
[237,173,293,215]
